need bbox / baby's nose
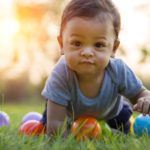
[81,47,94,57]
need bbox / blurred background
[0,0,150,105]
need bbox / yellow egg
[129,115,135,133]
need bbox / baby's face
[60,16,117,76]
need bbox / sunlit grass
[1,123,150,150]
[0,103,150,150]
[0,102,45,130]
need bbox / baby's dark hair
[60,0,121,39]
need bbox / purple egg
[21,112,42,124]
[0,111,10,127]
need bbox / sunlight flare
[0,18,20,39]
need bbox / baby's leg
[107,101,132,134]
[40,99,48,127]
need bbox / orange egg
[71,116,102,141]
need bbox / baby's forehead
[67,12,113,26]
[96,12,113,23]
[62,16,115,38]
[66,13,114,29]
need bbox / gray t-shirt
[42,56,142,121]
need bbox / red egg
[19,120,46,136]
[71,116,102,141]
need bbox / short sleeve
[117,59,142,99]
[41,57,71,106]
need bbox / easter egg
[21,112,42,124]
[0,110,10,127]
[99,120,111,136]
[71,116,102,141]
[133,114,150,136]
[129,115,135,133]
[19,120,46,136]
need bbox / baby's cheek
[97,55,109,66]
[65,55,77,68]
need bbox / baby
[41,0,150,138]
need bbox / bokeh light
[0,18,20,39]
[0,0,150,103]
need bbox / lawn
[0,103,150,150]
[1,102,45,130]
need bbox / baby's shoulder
[107,58,127,84]
[107,58,124,74]
[109,58,123,67]
[52,56,73,82]
[53,56,67,74]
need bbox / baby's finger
[136,98,144,112]
[142,98,150,116]
[133,104,137,111]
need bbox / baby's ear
[110,39,120,58]
[57,36,64,55]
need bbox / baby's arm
[130,86,150,116]
[47,99,68,139]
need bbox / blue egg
[133,114,150,136]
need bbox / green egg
[99,120,111,136]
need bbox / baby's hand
[133,97,150,116]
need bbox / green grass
[0,103,150,150]
[1,102,45,130]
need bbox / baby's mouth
[80,60,94,64]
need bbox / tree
[1,0,68,84]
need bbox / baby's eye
[95,43,103,48]
[73,41,82,47]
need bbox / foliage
[0,0,150,103]
[0,77,46,103]
[1,0,69,83]
[139,48,150,63]
[134,2,150,63]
